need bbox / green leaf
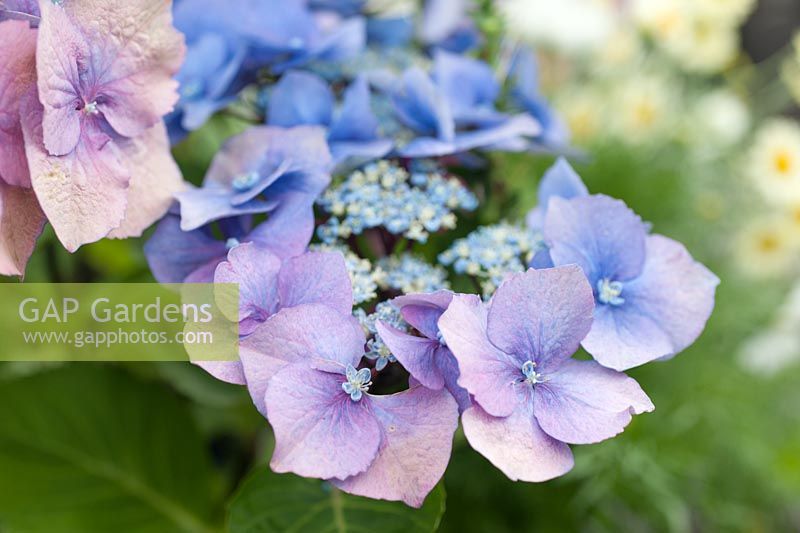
[0,365,223,533]
[228,467,446,533]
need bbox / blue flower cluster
[376,253,451,294]
[317,160,477,243]
[439,222,542,296]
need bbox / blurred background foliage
[2,1,800,532]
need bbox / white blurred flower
[692,0,756,25]
[634,0,744,74]
[661,11,739,73]
[738,329,800,377]
[632,0,685,42]
[611,73,677,143]
[555,87,605,144]
[735,215,800,279]
[499,0,617,54]
[595,26,643,70]
[747,119,800,207]
[692,89,750,147]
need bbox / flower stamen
[342,364,372,402]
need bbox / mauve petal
[0,20,36,187]
[396,137,457,158]
[329,139,393,169]
[537,157,588,208]
[435,345,472,412]
[278,251,353,315]
[194,361,246,386]
[144,214,227,284]
[533,359,654,445]
[268,70,334,127]
[583,234,719,370]
[98,71,181,139]
[184,259,222,283]
[393,67,454,140]
[52,0,184,138]
[214,243,282,333]
[204,125,332,189]
[462,402,574,482]
[584,300,674,371]
[266,363,381,480]
[529,248,554,269]
[328,76,380,143]
[438,293,520,418]
[35,2,84,156]
[107,121,185,239]
[0,181,45,277]
[176,185,278,231]
[432,50,498,118]
[21,93,130,252]
[545,195,647,285]
[1,0,39,20]
[247,193,315,260]
[240,304,365,416]
[452,114,541,153]
[376,321,443,390]
[419,0,467,44]
[393,290,453,339]
[487,266,594,371]
[333,386,459,507]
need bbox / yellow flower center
[774,150,794,176]
[758,234,780,253]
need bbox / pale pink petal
[38,0,184,141]
[20,92,130,252]
[333,386,459,507]
[0,181,45,277]
[462,402,574,482]
[35,2,85,155]
[107,121,186,239]
[0,20,36,187]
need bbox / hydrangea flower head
[19,0,185,251]
[267,71,393,167]
[241,303,459,506]
[175,125,332,232]
[377,290,471,412]
[543,194,719,370]
[438,266,654,482]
